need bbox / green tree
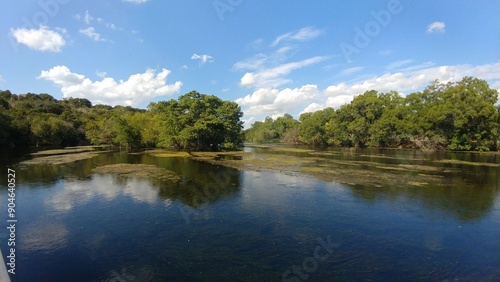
[299,108,334,145]
[157,91,243,150]
[438,77,498,151]
[31,114,75,146]
[368,91,405,147]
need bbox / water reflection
[20,221,69,252]
[346,170,499,221]
[46,175,170,212]
[0,148,498,281]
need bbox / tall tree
[157,91,243,150]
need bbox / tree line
[0,90,243,151]
[1,77,498,152]
[245,77,500,151]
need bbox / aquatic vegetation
[154,151,192,158]
[178,149,452,188]
[408,181,429,187]
[435,159,500,167]
[93,164,180,182]
[31,147,98,156]
[20,152,100,165]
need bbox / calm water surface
[0,147,499,281]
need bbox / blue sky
[1,0,498,127]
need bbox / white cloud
[191,54,214,64]
[427,21,446,33]
[242,116,255,127]
[248,38,264,49]
[299,103,326,115]
[240,61,500,123]
[76,11,121,32]
[239,56,328,88]
[235,31,329,89]
[387,59,414,70]
[233,47,295,72]
[38,65,182,106]
[236,84,319,116]
[399,61,434,72]
[323,64,340,71]
[325,95,357,109]
[234,54,273,71]
[340,66,365,76]
[96,70,107,78]
[84,10,93,24]
[79,27,104,41]
[271,27,324,47]
[123,0,148,3]
[324,62,500,107]
[11,26,65,52]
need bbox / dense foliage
[1,77,498,151]
[0,90,243,150]
[245,77,500,151]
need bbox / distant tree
[31,114,75,146]
[62,98,92,108]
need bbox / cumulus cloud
[38,65,182,106]
[237,61,500,124]
[321,62,500,109]
[325,95,357,109]
[271,27,324,47]
[299,103,326,115]
[327,62,500,97]
[191,54,214,64]
[11,26,65,52]
[239,56,328,88]
[236,84,319,116]
[427,21,446,33]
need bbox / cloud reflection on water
[46,173,171,212]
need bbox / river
[0,147,499,281]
